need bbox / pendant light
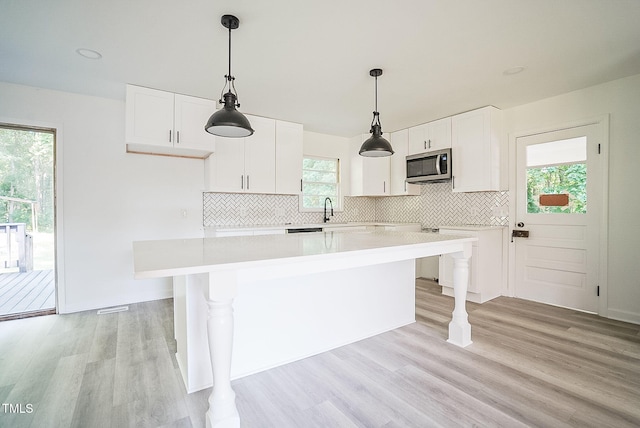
[359,68,394,157]
[205,14,254,138]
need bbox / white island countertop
[133,230,475,279]
[132,229,476,428]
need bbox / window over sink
[300,156,341,211]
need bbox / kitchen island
[133,230,475,428]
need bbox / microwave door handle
[435,154,442,175]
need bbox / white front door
[514,123,604,312]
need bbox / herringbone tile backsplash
[203,184,509,228]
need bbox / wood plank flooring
[0,279,638,427]
[0,270,55,317]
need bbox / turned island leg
[447,246,473,347]
[205,271,240,428]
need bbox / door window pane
[526,137,587,214]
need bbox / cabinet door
[174,94,216,151]
[362,156,390,196]
[452,109,488,192]
[408,118,452,154]
[438,254,454,288]
[427,117,452,150]
[275,121,303,195]
[208,136,245,192]
[451,106,503,192]
[244,115,276,194]
[408,123,428,155]
[438,249,478,292]
[390,129,420,195]
[125,85,174,147]
[349,134,390,196]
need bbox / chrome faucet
[323,197,334,223]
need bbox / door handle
[511,229,530,242]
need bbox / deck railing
[0,223,33,273]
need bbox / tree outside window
[301,157,340,211]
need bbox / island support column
[205,270,240,428]
[447,244,473,347]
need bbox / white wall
[504,73,640,323]
[0,82,205,313]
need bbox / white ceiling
[2,0,640,137]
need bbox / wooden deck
[0,269,55,317]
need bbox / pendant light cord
[371,75,380,129]
[228,26,232,81]
[219,25,240,107]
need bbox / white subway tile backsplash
[203,184,509,228]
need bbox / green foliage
[527,163,587,214]
[0,128,54,231]
[302,157,339,209]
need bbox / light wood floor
[0,279,638,427]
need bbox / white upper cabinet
[408,117,451,155]
[275,121,303,195]
[174,94,218,151]
[451,106,505,192]
[389,129,420,196]
[244,116,276,194]
[125,84,215,158]
[349,134,391,196]
[205,115,276,194]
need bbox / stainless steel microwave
[406,148,452,183]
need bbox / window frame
[299,155,343,213]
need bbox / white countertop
[207,222,421,232]
[438,224,507,231]
[133,230,475,279]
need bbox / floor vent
[97,306,129,315]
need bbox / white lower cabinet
[438,227,504,303]
[416,256,440,280]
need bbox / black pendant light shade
[205,92,253,138]
[359,68,394,157]
[205,15,254,138]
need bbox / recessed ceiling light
[503,66,525,76]
[76,48,102,60]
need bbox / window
[526,137,587,214]
[300,156,340,211]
